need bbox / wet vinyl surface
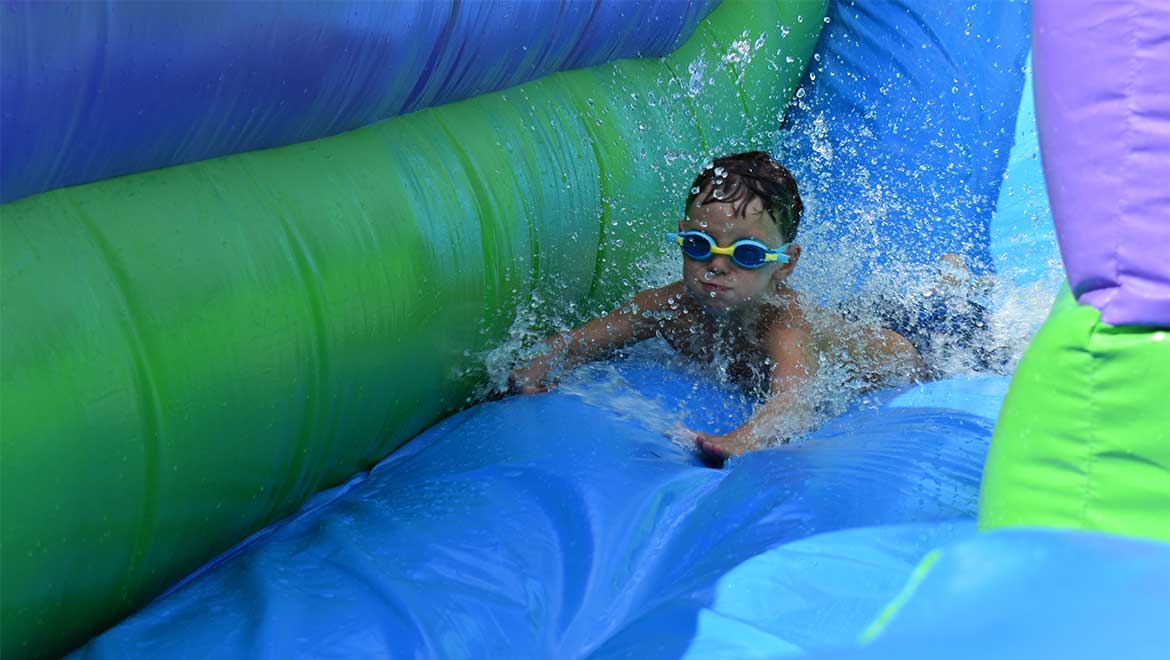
[73,358,1005,659]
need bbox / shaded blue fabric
[779,0,1032,285]
[680,522,976,659]
[0,0,718,203]
[678,525,1170,660]
[71,359,999,659]
[833,529,1170,660]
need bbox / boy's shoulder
[762,288,849,354]
[763,287,810,326]
[629,281,688,311]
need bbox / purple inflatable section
[1033,0,1170,327]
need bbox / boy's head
[676,152,804,315]
[686,151,803,243]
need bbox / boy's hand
[694,428,762,468]
[507,356,557,394]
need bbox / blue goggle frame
[667,231,790,269]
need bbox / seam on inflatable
[321,548,441,656]
[42,7,110,197]
[567,0,606,68]
[581,101,615,307]
[72,200,163,600]
[1103,1,1140,318]
[401,1,461,115]
[1080,311,1103,530]
[692,22,756,135]
[434,119,506,319]
[659,49,713,154]
[244,168,333,520]
[858,548,943,643]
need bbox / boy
[509,151,926,465]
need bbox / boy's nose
[708,254,733,273]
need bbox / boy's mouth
[701,282,729,294]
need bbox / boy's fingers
[695,434,728,458]
[514,375,554,395]
[696,437,729,468]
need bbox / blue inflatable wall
[780,0,1032,289]
[0,0,718,203]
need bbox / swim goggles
[667,231,791,269]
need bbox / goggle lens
[732,243,767,267]
[680,234,713,260]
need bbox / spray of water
[470,45,1059,451]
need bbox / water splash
[473,20,1060,449]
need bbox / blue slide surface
[72,356,1000,658]
[75,357,1167,658]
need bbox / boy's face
[677,196,797,316]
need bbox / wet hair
[686,151,803,243]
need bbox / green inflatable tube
[979,288,1170,542]
[0,1,828,657]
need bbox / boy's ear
[677,219,685,232]
[772,243,801,284]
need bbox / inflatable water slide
[1,0,1167,658]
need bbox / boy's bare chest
[656,318,774,394]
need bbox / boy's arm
[509,285,673,393]
[695,324,818,463]
[695,317,927,465]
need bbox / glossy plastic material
[679,521,976,659]
[0,2,829,657]
[70,361,1001,659]
[0,0,719,203]
[849,529,1170,659]
[979,289,1170,541]
[1033,0,1170,327]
